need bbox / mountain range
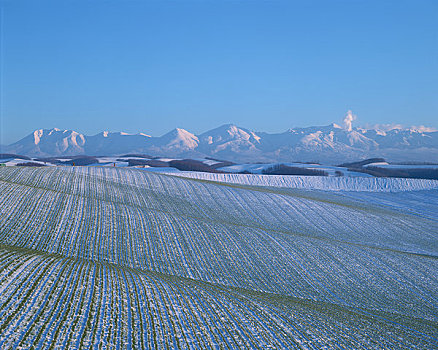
[2,123,438,163]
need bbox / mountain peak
[159,128,199,150]
[201,124,254,138]
[165,128,196,138]
[220,123,238,129]
[5,123,438,163]
[173,127,191,134]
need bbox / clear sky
[1,0,437,144]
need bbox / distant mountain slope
[3,123,438,163]
[5,128,86,156]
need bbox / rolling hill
[0,166,437,348]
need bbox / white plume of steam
[343,110,356,131]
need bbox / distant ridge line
[3,123,438,163]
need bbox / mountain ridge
[3,123,438,163]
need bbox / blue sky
[1,0,437,144]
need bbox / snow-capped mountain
[4,128,87,156]
[3,123,438,163]
[151,128,199,154]
[197,124,262,159]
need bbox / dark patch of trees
[204,157,235,169]
[168,159,224,173]
[0,153,31,160]
[262,164,328,176]
[35,155,93,164]
[62,156,99,166]
[119,154,152,159]
[295,161,321,165]
[350,167,438,180]
[393,161,438,166]
[16,162,46,167]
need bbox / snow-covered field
[159,170,438,192]
[0,166,437,348]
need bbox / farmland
[0,166,437,348]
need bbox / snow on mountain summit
[158,128,199,150]
[4,121,438,162]
[11,128,87,155]
[197,124,262,158]
[199,124,260,144]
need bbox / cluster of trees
[127,159,168,167]
[262,164,328,176]
[0,153,31,160]
[168,159,224,173]
[350,167,438,180]
[16,162,46,167]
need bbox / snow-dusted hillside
[3,120,438,163]
[0,166,437,348]
[158,170,438,192]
